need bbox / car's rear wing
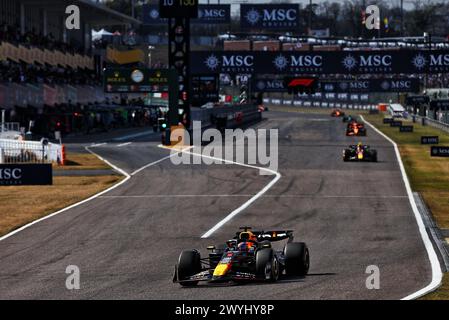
[256,230,293,242]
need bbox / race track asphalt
[0,111,432,299]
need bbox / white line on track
[90,142,107,147]
[175,149,281,239]
[113,131,155,142]
[0,145,130,242]
[117,142,132,147]
[99,194,408,199]
[130,151,187,176]
[361,115,443,300]
[0,143,180,242]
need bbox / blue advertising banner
[143,4,230,25]
[252,78,419,93]
[191,50,449,75]
[240,4,300,30]
[253,78,286,92]
[0,164,52,186]
[197,5,231,24]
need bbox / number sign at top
[159,0,199,18]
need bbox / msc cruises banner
[240,4,300,29]
[320,79,420,93]
[143,4,230,24]
[253,78,286,92]
[253,78,419,93]
[191,50,449,75]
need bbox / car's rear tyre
[284,242,310,276]
[256,248,279,281]
[372,152,378,162]
[177,250,201,286]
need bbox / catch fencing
[0,139,62,164]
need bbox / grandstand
[0,0,141,137]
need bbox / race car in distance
[343,143,377,162]
[173,227,310,286]
[346,121,367,136]
[331,109,345,117]
[342,115,354,123]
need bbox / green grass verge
[363,114,449,229]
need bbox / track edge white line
[361,115,443,300]
[0,146,131,242]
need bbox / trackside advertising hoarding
[252,78,419,93]
[191,50,449,75]
[0,164,52,186]
[240,4,300,30]
[320,79,420,93]
[142,4,230,24]
[253,78,286,92]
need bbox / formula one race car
[342,115,355,123]
[173,227,310,286]
[346,121,367,136]
[331,109,345,117]
[343,143,377,162]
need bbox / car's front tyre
[284,242,310,276]
[256,248,279,282]
[177,250,201,287]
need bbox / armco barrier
[264,98,376,110]
[414,115,449,134]
[0,139,62,164]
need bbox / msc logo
[150,9,160,19]
[245,9,261,25]
[0,168,22,180]
[290,55,322,67]
[350,81,369,89]
[273,54,322,71]
[265,80,284,89]
[360,55,392,67]
[391,80,411,89]
[223,55,254,67]
[263,8,297,22]
[199,9,226,19]
[256,81,267,91]
[204,54,254,71]
[257,80,284,91]
[430,54,449,66]
[342,54,392,71]
[244,6,298,27]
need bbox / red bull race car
[173,227,310,286]
[331,109,345,117]
[343,143,378,162]
[346,121,367,136]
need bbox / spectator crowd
[0,23,100,86]
[0,23,85,54]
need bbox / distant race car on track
[346,121,367,136]
[342,115,354,123]
[343,143,377,162]
[173,227,310,286]
[331,109,345,117]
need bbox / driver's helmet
[239,231,257,242]
[237,241,255,253]
[357,142,363,148]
